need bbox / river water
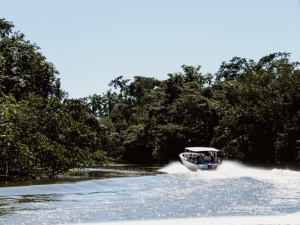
[1,161,300,225]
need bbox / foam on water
[158,161,191,174]
[160,160,300,183]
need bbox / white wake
[159,160,300,184]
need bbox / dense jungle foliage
[1,19,300,179]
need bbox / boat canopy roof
[185,147,220,152]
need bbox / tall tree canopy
[212,53,300,165]
[103,54,300,167]
[1,18,300,180]
[0,19,63,101]
[0,19,116,180]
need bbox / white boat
[179,147,222,171]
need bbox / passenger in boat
[191,156,196,163]
[199,154,204,164]
[211,156,215,163]
[194,155,199,164]
[184,154,188,160]
[195,155,200,164]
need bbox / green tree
[102,89,119,117]
[0,18,63,101]
[212,53,300,165]
[86,94,104,117]
[0,19,116,179]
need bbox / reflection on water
[16,194,61,204]
[86,164,162,179]
[0,162,300,225]
[0,164,162,188]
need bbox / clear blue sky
[1,0,300,98]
